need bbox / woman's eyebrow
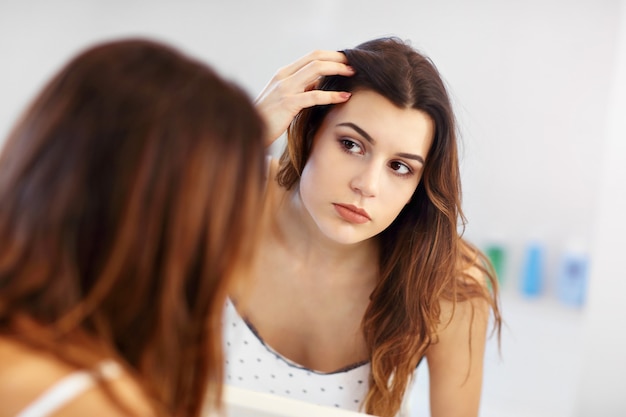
[337,122,425,164]
[396,152,425,164]
[337,122,376,144]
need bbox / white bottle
[556,239,589,307]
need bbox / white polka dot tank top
[223,298,371,412]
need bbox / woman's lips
[333,203,371,224]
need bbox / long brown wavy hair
[0,39,265,417]
[277,37,501,417]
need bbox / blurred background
[1,0,624,415]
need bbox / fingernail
[340,92,352,99]
[346,65,355,72]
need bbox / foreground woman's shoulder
[0,337,153,417]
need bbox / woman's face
[299,89,434,245]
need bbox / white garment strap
[16,361,122,417]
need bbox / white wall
[0,0,619,275]
[0,1,623,415]
[576,0,626,414]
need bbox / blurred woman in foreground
[0,38,265,417]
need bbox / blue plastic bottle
[521,242,545,297]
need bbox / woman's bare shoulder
[458,240,490,287]
[0,336,76,413]
[434,241,493,333]
[0,337,153,417]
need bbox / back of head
[0,39,265,416]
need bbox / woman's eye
[340,139,363,155]
[390,161,411,176]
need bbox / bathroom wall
[575,0,626,414]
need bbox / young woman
[0,39,266,417]
[223,37,502,417]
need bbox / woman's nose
[349,162,381,197]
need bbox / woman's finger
[281,59,354,92]
[286,89,352,110]
[274,50,348,80]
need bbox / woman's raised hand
[255,50,355,146]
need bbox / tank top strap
[15,360,122,417]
